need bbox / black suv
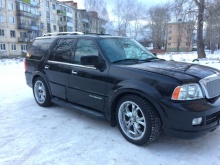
[25,32,220,146]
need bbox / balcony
[18,37,33,42]
[57,10,66,16]
[18,23,39,31]
[17,11,40,20]
[57,20,67,26]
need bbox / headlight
[171,83,204,100]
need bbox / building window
[9,16,15,24]
[46,12,50,22]
[40,22,44,29]
[168,43,171,46]
[168,37,172,40]
[53,25,57,31]
[47,23,51,32]
[0,13,4,22]
[186,43,189,46]
[20,31,27,37]
[39,11,44,17]
[0,29,4,36]
[169,31,172,34]
[21,44,27,51]
[46,1,49,10]
[11,44,16,51]
[0,0,3,8]
[0,43,6,51]
[8,2,14,10]
[10,30,16,37]
[52,4,56,10]
[169,25,172,28]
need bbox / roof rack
[43,32,84,36]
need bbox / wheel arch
[108,82,168,127]
[32,71,52,97]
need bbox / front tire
[33,77,52,107]
[117,95,161,146]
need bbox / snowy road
[0,60,220,165]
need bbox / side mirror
[80,55,106,71]
[81,55,99,66]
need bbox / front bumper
[160,97,220,139]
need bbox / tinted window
[27,38,56,60]
[49,38,75,63]
[73,39,98,64]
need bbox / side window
[49,38,75,63]
[27,38,56,60]
[73,39,98,64]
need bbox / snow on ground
[0,56,220,165]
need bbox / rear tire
[116,95,161,146]
[33,77,52,107]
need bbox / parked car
[25,32,220,146]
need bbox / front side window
[73,39,99,64]
[98,38,155,63]
[49,38,75,63]
[0,43,6,50]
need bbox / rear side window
[27,38,56,60]
[49,38,75,63]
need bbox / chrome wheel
[34,80,46,104]
[118,101,146,140]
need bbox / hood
[124,60,219,81]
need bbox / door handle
[72,70,78,75]
[45,65,49,69]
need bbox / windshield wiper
[144,57,165,62]
[112,58,141,64]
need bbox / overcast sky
[74,0,169,10]
[73,0,169,20]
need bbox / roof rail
[43,32,84,36]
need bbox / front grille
[199,74,220,99]
[206,111,220,125]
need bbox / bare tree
[193,0,206,58]
[205,0,220,53]
[147,4,170,49]
[112,0,143,37]
[84,0,109,20]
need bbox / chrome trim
[199,74,220,99]
[47,60,96,69]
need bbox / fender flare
[107,80,169,126]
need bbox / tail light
[24,59,27,72]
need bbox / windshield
[98,38,156,63]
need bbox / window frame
[11,44,16,51]
[8,2,14,10]
[10,30,16,38]
[0,43,6,51]
[0,13,4,22]
[9,16,15,24]
[0,29,4,36]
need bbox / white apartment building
[0,0,106,57]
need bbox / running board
[51,98,105,119]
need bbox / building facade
[0,0,106,57]
[166,21,195,52]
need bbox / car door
[44,38,75,99]
[67,38,107,112]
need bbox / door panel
[67,66,107,111]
